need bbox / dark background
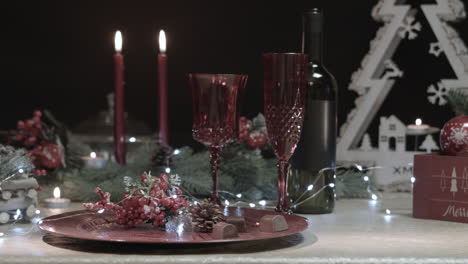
[2,0,467,147]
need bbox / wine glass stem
[276,159,290,212]
[209,146,221,204]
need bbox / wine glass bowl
[188,73,247,204]
[263,53,308,212]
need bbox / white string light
[13,209,21,220]
[363,176,369,181]
[165,168,171,173]
[355,164,363,171]
[371,194,378,200]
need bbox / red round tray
[38,207,309,244]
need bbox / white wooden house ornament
[337,0,468,190]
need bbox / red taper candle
[114,30,126,164]
[157,30,169,144]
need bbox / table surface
[1,193,468,264]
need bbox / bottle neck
[303,31,323,63]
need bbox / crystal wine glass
[263,53,308,212]
[188,74,248,204]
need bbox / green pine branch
[447,89,468,115]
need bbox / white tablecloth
[1,193,467,264]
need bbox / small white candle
[81,152,107,168]
[408,118,430,130]
[44,187,70,208]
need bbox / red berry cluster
[239,117,268,149]
[13,110,43,147]
[84,172,187,228]
[10,110,63,173]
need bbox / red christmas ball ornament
[440,115,468,156]
[35,143,63,169]
[247,131,268,149]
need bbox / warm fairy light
[97,209,105,214]
[173,149,181,155]
[307,185,314,191]
[329,183,335,188]
[371,193,378,200]
[114,31,122,53]
[224,200,230,206]
[385,209,391,215]
[259,200,266,206]
[236,193,242,198]
[159,30,166,53]
[415,118,422,126]
[18,169,24,174]
[165,167,171,173]
[129,137,136,143]
[35,209,40,214]
[411,176,416,183]
[90,152,97,159]
[53,187,61,199]
[249,203,255,208]
[363,176,369,182]
[355,164,363,171]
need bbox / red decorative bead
[160,174,169,182]
[33,110,42,118]
[159,181,168,191]
[17,121,25,129]
[26,120,34,127]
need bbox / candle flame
[159,30,166,53]
[114,31,122,52]
[90,152,97,159]
[415,118,422,126]
[53,187,61,199]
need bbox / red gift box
[413,153,468,223]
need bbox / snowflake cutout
[427,82,448,106]
[448,126,468,145]
[398,16,422,40]
[429,42,443,57]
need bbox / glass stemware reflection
[263,53,308,213]
[188,74,248,204]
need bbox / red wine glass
[188,74,248,204]
[263,53,308,212]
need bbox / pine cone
[190,199,225,233]
[151,139,173,169]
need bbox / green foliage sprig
[447,89,468,115]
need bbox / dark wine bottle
[290,8,337,214]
